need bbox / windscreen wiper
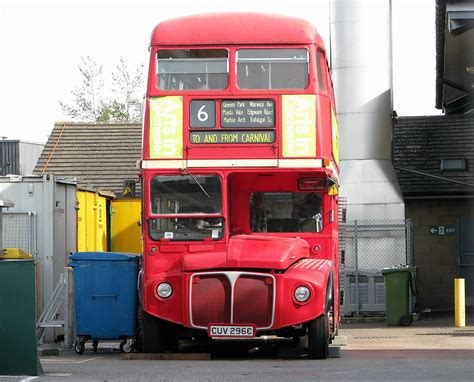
[183,168,211,199]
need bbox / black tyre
[142,311,166,353]
[400,314,413,326]
[142,311,179,353]
[307,312,329,359]
[74,339,85,355]
[92,340,99,353]
[120,340,133,353]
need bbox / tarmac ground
[2,308,471,381]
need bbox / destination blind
[221,99,274,128]
[190,130,275,144]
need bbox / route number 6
[190,100,215,128]
[198,105,208,122]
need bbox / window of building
[440,158,467,172]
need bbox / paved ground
[339,309,474,350]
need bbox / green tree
[60,56,144,123]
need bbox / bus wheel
[307,312,329,359]
[142,311,166,353]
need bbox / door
[458,217,474,306]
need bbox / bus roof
[151,13,324,47]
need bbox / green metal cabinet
[0,260,42,375]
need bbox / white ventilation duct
[330,0,404,220]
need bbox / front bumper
[144,261,332,331]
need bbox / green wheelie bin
[382,266,417,326]
[0,259,42,375]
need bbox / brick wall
[406,198,474,309]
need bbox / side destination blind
[282,95,316,158]
[149,96,183,159]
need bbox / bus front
[140,13,340,359]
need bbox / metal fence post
[65,267,75,349]
[63,268,70,349]
[405,219,414,265]
[354,219,359,316]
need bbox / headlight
[157,282,173,299]
[294,286,311,302]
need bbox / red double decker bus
[140,13,340,359]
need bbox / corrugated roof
[33,123,142,196]
[393,114,474,197]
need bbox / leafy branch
[60,56,144,123]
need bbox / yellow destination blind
[190,130,275,144]
[282,95,316,157]
[149,96,183,159]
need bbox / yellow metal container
[76,190,108,252]
[1,248,33,259]
[110,198,142,254]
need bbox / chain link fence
[2,211,38,257]
[339,218,413,316]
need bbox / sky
[0,0,441,143]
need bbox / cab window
[149,174,224,241]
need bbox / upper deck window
[157,49,228,90]
[316,49,327,92]
[236,49,309,90]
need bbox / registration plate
[208,324,256,338]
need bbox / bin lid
[69,252,139,261]
[382,266,413,275]
[1,248,33,260]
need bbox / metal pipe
[394,165,474,188]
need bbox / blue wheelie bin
[69,252,139,354]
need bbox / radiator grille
[190,272,275,330]
[191,275,231,327]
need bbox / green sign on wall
[429,225,456,236]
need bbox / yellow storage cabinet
[111,198,142,254]
[76,190,108,252]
